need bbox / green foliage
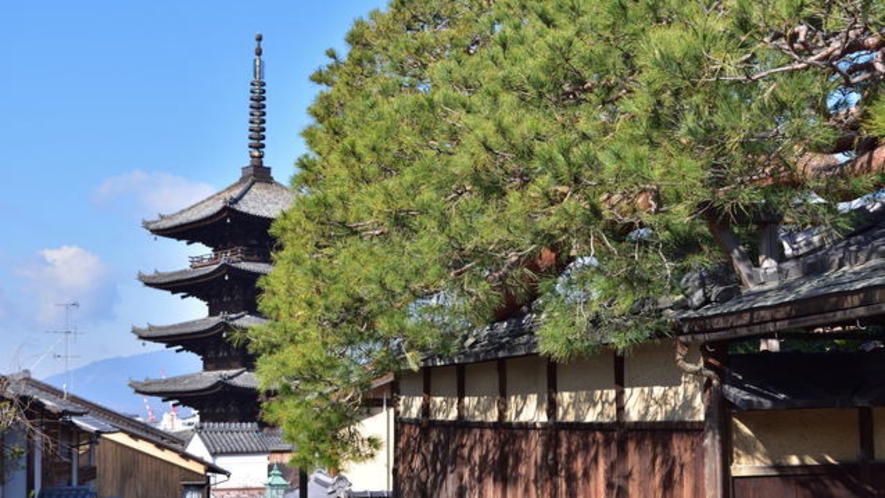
[255,0,885,467]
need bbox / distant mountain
[42,349,201,419]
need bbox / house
[0,371,227,498]
[184,422,293,498]
[394,192,885,497]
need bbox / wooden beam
[709,222,760,288]
[757,222,780,269]
[680,298,885,342]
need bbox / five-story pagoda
[131,34,293,423]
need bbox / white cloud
[16,246,118,327]
[91,170,216,218]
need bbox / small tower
[130,34,293,423]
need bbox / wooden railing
[189,247,267,268]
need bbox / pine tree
[254,0,885,467]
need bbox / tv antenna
[48,301,81,398]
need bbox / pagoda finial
[248,33,266,168]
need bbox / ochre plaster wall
[623,341,704,422]
[732,408,859,467]
[464,362,498,422]
[506,356,548,422]
[557,354,617,423]
[398,370,422,419]
[874,408,885,459]
[430,366,458,420]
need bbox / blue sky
[0,0,386,379]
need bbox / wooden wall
[396,341,707,496]
[397,422,704,497]
[95,438,205,498]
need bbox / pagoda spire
[243,33,272,181]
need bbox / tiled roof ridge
[4,374,186,448]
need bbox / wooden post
[701,341,728,498]
[497,359,508,497]
[421,367,431,422]
[613,352,627,498]
[497,359,507,424]
[546,359,559,497]
[456,364,465,421]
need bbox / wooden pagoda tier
[130,369,260,423]
[138,260,271,314]
[132,312,267,369]
[142,165,294,249]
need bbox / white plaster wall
[464,362,498,422]
[430,366,458,420]
[506,356,547,422]
[214,453,269,489]
[557,354,617,423]
[732,408,859,467]
[398,370,422,419]
[623,341,704,422]
[342,405,394,493]
[185,433,211,461]
[187,434,268,490]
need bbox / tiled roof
[422,314,539,367]
[144,177,293,234]
[678,252,885,321]
[133,312,267,341]
[137,261,271,287]
[673,196,885,339]
[3,373,192,451]
[192,422,291,455]
[130,369,258,396]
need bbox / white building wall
[341,404,394,493]
[186,433,270,492]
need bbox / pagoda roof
[133,312,267,342]
[191,422,291,455]
[130,369,258,398]
[138,261,271,289]
[143,174,293,237]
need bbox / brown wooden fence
[396,420,704,497]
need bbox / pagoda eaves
[133,312,267,343]
[143,175,293,245]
